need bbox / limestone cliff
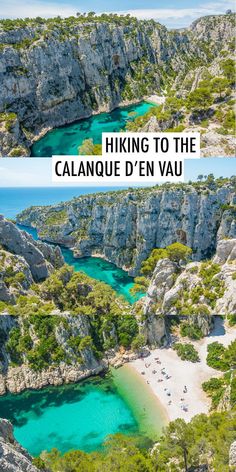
[0,313,107,395]
[0,217,64,302]
[0,418,39,471]
[229,441,236,469]
[17,181,236,276]
[143,239,236,316]
[0,13,235,156]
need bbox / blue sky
[0,158,235,187]
[0,0,234,28]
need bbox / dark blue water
[0,187,126,219]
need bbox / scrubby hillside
[139,238,236,321]
[0,217,63,303]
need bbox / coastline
[129,320,235,422]
[30,95,159,149]
[112,364,168,440]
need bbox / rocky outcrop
[0,217,64,285]
[140,117,236,157]
[0,249,34,303]
[200,131,235,158]
[186,315,214,336]
[144,239,236,316]
[0,419,39,471]
[0,361,106,396]
[0,13,234,156]
[0,313,107,395]
[229,441,236,468]
[17,182,236,276]
[0,115,29,157]
[140,313,167,348]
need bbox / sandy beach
[146,94,166,105]
[130,318,235,422]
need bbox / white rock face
[0,217,63,282]
[0,419,39,471]
[0,13,234,155]
[200,132,236,158]
[144,239,236,316]
[17,183,236,276]
[0,362,106,396]
[213,239,236,264]
[229,441,236,468]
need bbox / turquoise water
[17,224,39,240]
[61,248,137,303]
[17,225,137,303]
[31,102,155,157]
[0,377,139,456]
[14,229,137,303]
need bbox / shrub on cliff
[131,334,146,351]
[220,58,235,83]
[141,243,192,276]
[187,87,214,111]
[206,340,236,371]
[202,371,235,410]
[42,409,236,471]
[78,138,102,155]
[180,322,204,340]
[173,342,200,362]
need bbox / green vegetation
[0,251,27,290]
[0,13,150,32]
[121,57,160,101]
[187,87,214,111]
[0,112,17,132]
[220,58,235,83]
[8,146,28,157]
[211,77,230,96]
[131,333,146,351]
[202,371,235,410]
[228,314,236,326]
[180,322,204,340]
[126,55,235,141]
[78,138,102,155]
[141,243,192,276]
[173,342,200,362]
[206,340,236,371]
[170,260,225,315]
[38,408,236,471]
[131,243,192,296]
[129,276,149,296]
[45,210,68,226]
[2,264,139,370]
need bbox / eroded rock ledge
[0,419,38,471]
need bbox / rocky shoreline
[0,349,144,396]
[17,182,236,276]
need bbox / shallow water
[31,102,155,157]
[16,225,140,303]
[0,377,138,456]
[61,247,139,303]
[0,369,165,457]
